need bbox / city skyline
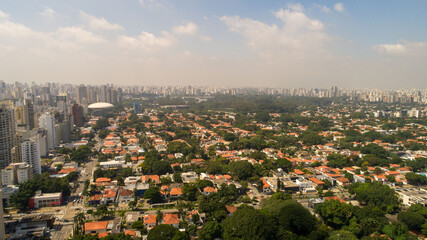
[0,0,426,89]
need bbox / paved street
[50,154,97,239]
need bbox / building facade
[22,139,42,175]
[0,105,15,170]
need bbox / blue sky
[0,0,426,88]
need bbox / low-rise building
[395,187,427,206]
[1,162,32,185]
[84,221,110,235]
[28,191,62,209]
[118,189,133,203]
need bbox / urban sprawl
[0,81,427,240]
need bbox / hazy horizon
[0,0,426,89]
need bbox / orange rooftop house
[143,214,157,230]
[162,213,180,228]
[202,186,217,195]
[84,221,110,235]
[170,187,183,199]
[141,175,160,184]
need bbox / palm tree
[155,209,163,226]
[73,212,86,236]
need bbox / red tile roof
[144,214,156,224]
[95,177,111,183]
[85,221,108,231]
[170,187,182,195]
[203,186,217,193]
[163,213,180,225]
[325,196,345,203]
[309,177,325,185]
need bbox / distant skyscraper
[78,85,88,103]
[22,139,42,175]
[133,102,142,114]
[39,112,56,150]
[0,105,15,170]
[0,80,6,100]
[56,94,68,115]
[72,104,85,127]
[25,99,35,129]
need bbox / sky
[0,0,426,89]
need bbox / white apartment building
[22,139,42,175]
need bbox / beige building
[1,162,32,185]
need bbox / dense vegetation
[10,173,72,210]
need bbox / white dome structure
[88,102,114,109]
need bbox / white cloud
[334,3,345,12]
[274,8,324,31]
[117,30,175,51]
[287,3,304,12]
[221,5,329,58]
[80,11,123,31]
[321,6,331,13]
[56,27,106,44]
[172,22,198,35]
[40,7,57,19]
[372,42,427,56]
[0,10,10,19]
[372,44,406,55]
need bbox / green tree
[315,200,354,229]
[327,230,358,240]
[350,182,399,213]
[144,187,163,204]
[182,184,198,201]
[222,205,275,240]
[173,172,183,183]
[382,222,410,240]
[171,231,190,240]
[277,200,316,235]
[128,201,136,209]
[131,220,147,234]
[152,161,173,175]
[405,172,427,185]
[397,211,425,231]
[199,221,222,240]
[147,224,179,240]
[229,161,255,180]
[73,212,86,236]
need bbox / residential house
[118,189,133,204]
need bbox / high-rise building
[56,94,68,115]
[71,103,85,127]
[22,139,41,175]
[0,189,5,239]
[0,105,15,170]
[133,102,142,114]
[15,104,29,128]
[39,112,56,150]
[25,99,35,129]
[0,80,6,101]
[78,85,88,103]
